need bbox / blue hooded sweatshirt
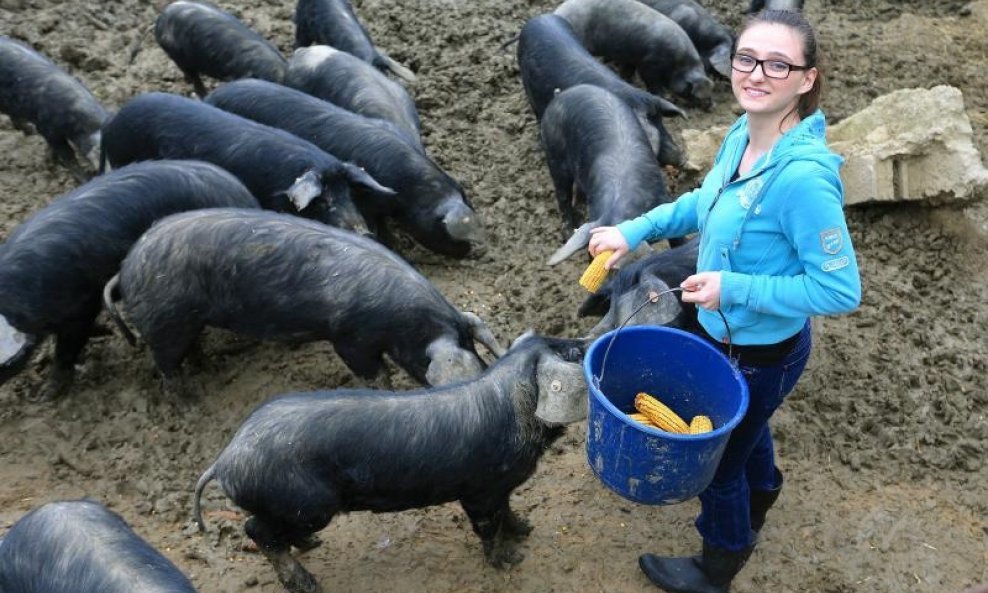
[616,110,861,345]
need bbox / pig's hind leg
[31,310,99,401]
[245,504,335,593]
[146,321,206,399]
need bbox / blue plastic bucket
[584,326,749,505]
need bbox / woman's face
[731,22,817,121]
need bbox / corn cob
[689,415,714,434]
[579,250,613,293]
[634,392,689,434]
[627,412,657,427]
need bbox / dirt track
[0,0,986,592]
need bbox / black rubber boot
[750,466,783,534]
[638,543,754,593]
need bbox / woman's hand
[587,226,629,270]
[680,272,722,311]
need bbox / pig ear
[534,350,588,425]
[462,311,505,357]
[287,170,323,210]
[547,222,594,266]
[343,163,396,196]
[651,96,686,119]
[707,43,733,78]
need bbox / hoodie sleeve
[615,187,703,250]
[720,163,862,316]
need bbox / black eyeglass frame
[731,53,812,79]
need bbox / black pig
[104,209,503,394]
[747,0,804,13]
[155,0,288,98]
[636,0,735,78]
[0,160,259,400]
[554,0,714,107]
[0,35,109,178]
[192,332,587,593]
[579,237,699,337]
[206,79,483,258]
[101,92,388,234]
[541,85,680,265]
[517,14,686,167]
[294,0,416,82]
[286,45,422,149]
[0,500,198,593]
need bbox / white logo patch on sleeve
[820,228,843,254]
[0,314,28,365]
[822,256,850,272]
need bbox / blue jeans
[694,321,813,551]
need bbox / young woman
[587,9,861,593]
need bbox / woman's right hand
[588,226,629,270]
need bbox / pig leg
[461,495,524,568]
[32,312,98,401]
[247,516,322,593]
[146,322,205,399]
[333,342,386,382]
[10,117,35,135]
[44,136,90,183]
[547,167,579,233]
[502,504,533,538]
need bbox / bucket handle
[593,288,734,390]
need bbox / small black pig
[554,0,714,107]
[100,92,388,234]
[206,79,483,258]
[155,0,288,97]
[541,85,680,265]
[0,160,259,400]
[579,237,700,337]
[517,14,686,167]
[0,35,109,178]
[286,45,422,149]
[294,0,416,82]
[193,332,587,593]
[0,499,198,593]
[104,209,502,394]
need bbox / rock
[829,85,988,205]
[677,85,988,207]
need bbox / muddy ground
[0,0,986,591]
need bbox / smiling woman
[586,8,861,593]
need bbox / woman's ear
[798,67,818,95]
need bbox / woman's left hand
[680,272,722,311]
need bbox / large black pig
[101,92,388,234]
[103,209,503,394]
[636,0,735,78]
[294,0,416,82]
[0,500,198,593]
[286,45,422,149]
[0,160,259,400]
[155,0,288,97]
[578,237,699,337]
[541,85,680,266]
[554,0,714,107]
[193,332,587,593]
[206,79,483,258]
[517,14,686,167]
[0,35,109,178]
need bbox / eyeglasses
[731,53,811,79]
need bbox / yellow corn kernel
[634,392,689,434]
[689,415,714,434]
[627,412,657,427]
[579,250,613,293]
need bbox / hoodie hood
[720,110,843,183]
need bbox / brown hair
[739,9,823,120]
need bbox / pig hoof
[486,545,524,569]
[28,374,71,402]
[292,534,323,553]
